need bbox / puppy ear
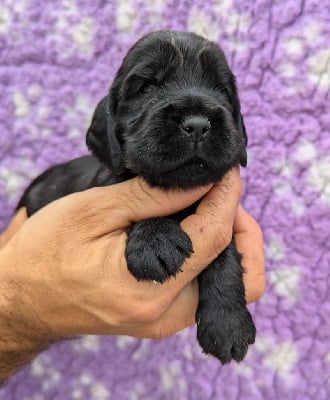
[237,112,248,167]
[225,73,248,167]
[86,95,125,174]
[199,45,248,166]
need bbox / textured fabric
[0,0,329,399]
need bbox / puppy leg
[196,240,256,364]
[125,218,193,283]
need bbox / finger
[178,167,241,273]
[115,280,199,339]
[155,167,242,301]
[116,178,212,224]
[0,208,27,248]
[63,177,213,236]
[139,280,199,338]
[234,205,265,303]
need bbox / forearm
[0,246,53,383]
[0,341,48,385]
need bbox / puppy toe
[231,342,249,363]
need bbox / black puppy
[17,31,256,364]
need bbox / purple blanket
[0,0,329,399]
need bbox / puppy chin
[139,162,229,189]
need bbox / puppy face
[87,31,247,188]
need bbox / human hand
[0,167,264,379]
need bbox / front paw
[125,217,193,283]
[196,306,256,364]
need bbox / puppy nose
[182,116,211,139]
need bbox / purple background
[0,0,329,399]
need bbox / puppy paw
[125,217,193,283]
[196,306,256,364]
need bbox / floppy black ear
[198,45,248,167]
[237,112,248,167]
[225,74,248,167]
[86,94,125,174]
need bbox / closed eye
[124,74,158,100]
[139,80,157,94]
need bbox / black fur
[17,31,255,364]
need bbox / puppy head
[87,31,247,188]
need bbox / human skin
[0,167,265,382]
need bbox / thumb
[64,177,212,236]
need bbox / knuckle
[213,225,233,254]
